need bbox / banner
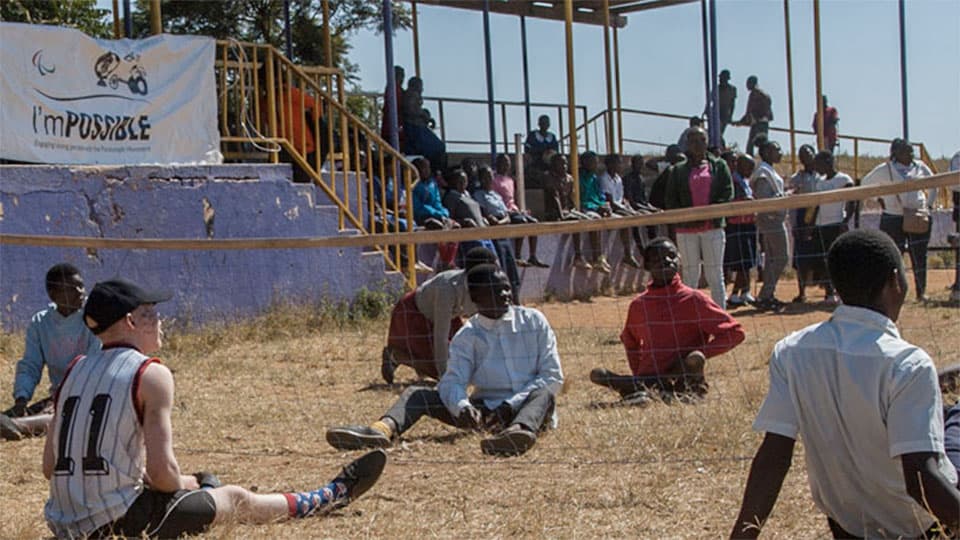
[0,23,221,165]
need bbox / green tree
[1,0,110,37]
[131,0,410,74]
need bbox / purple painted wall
[0,164,403,331]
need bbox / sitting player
[1,263,100,441]
[731,229,960,538]
[381,246,499,383]
[590,238,745,403]
[327,264,563,457]
[43,278,387,538]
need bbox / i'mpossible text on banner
[0,22,222,165]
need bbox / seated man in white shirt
[599,154,641,268]
[731,229,960,539]
[326,264,564,457]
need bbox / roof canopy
[410,0,699,29]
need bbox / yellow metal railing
[214,40,418,288]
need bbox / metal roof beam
[410,1,629,28]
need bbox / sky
[344,0,960,159]
[99,0,960,159]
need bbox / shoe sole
[381,347,396,385]
[341,449,388,503]
[481,430,536,456]
[326,429,391,451]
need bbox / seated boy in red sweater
[591,237,745,403]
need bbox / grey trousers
[383,386,555,434]
[759,223,789,300]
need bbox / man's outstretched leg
[209,450,387,526]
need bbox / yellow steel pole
[322,0,332,66]
[783,0,797,170]
[602,0,614,153]
[412,1,422,78]
[149,0,161,34]
[613,25,624,155]
[112,0,121,38]
[813,0,825,151]
[564,0,580,206]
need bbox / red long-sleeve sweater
[620,275,745,376]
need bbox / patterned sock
[369,420,393,438]
[283,481,349,518]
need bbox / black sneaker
[0,414,25,441]
[589,367,616,387]
[332,449,388,506]
[381,347,397,385]
[481,425,537,457]
[326,425,392,450]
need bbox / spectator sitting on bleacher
[443,169,522,304]
[402,76,446,172]
[543,152,606,272]
[411,157,458,271]
[599,154,641,268]
[579,151,614,273]
[492,154,548,268]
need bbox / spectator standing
[950,149,960,302]
[524,115,560,171]
[724,154,758,308]
[718,69,737,137]
[677,116,704,153]
[492,154,548,267]
[812,95,839,153]
[788,145,823,303]
[736,75,774,156]
[751,140,789,312]
[381,65,405,145]
[812,150,855,304]
[402,76,446,171]
[663,127,734,309]
[861,139,936,302]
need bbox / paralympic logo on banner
[1,22,220,165]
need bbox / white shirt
[598,171,625,204]
[815,172,854,226]
[753,305,956,538]
[751,161,787,228]
[438,305,563,418]
[45,346,157,538]
[861,160,934,215]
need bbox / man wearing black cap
[43,278,387,538]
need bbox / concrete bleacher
[0,164,404,331]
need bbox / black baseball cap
[83,278,172,335]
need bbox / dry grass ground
[1,270,958,539]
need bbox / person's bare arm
[901,452,960,530]
[731,433,795,539]
[139,363,193,493]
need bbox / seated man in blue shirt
[326,264,563,456]
[1,263,101,440]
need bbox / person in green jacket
[662,128,734,309]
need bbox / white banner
[0,23,221,165]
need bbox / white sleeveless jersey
[44,346,157,538]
